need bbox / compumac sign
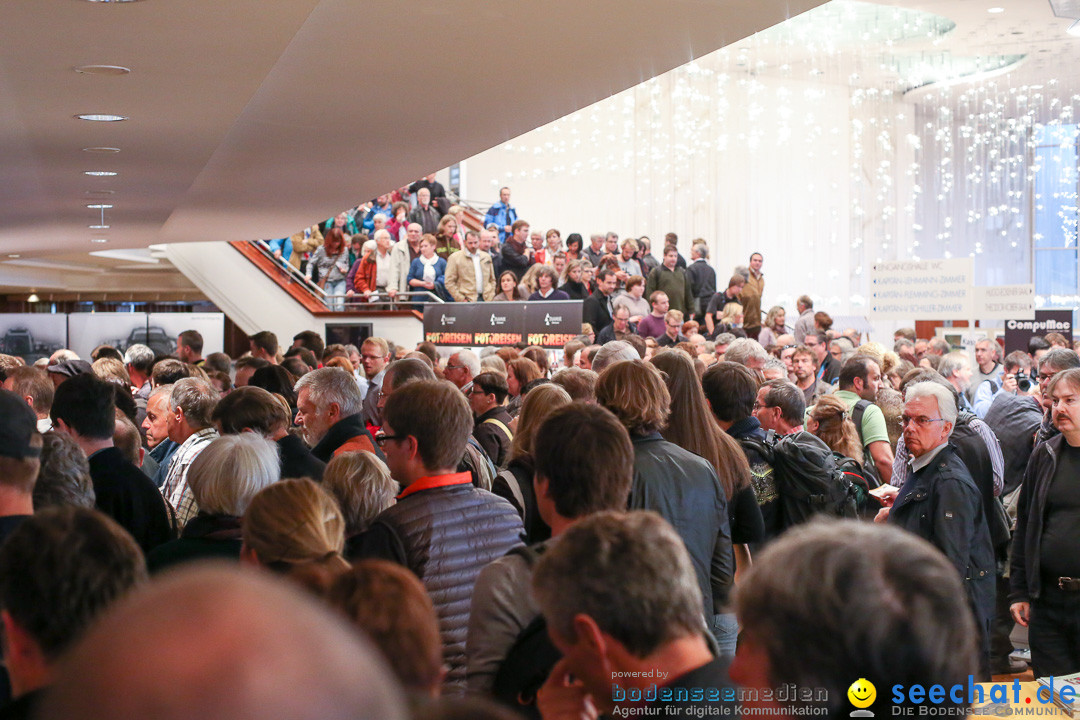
[423,301,582,348]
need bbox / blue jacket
[406,256,446,288]
[362,204,394,234]
[483,202,517,242]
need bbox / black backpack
[739,431,859,529]
[490,545,560,720]
[851,399,885,488]
[833,453,878,520]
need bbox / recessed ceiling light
[7,254,20,259]
[27,294,40,304]
[74,114,127,122]
[1069,19,1080,37]
[84,170,118,177]
[86,204,113,209]
[89,225,110,229]
[75,65,131,76]
[91,238,109,244]
[987,7,1005,13]
[82,147,121,153]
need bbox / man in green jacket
[644,245,694,316]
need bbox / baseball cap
[0,389,41,459]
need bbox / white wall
[461,57,867,323]
[165,241,423,349]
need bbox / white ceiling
[0,0,1076,297]
[0,0,823,268]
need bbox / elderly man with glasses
[882,381,995,677]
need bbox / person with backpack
[835,355,894,485]
[466,403,633,714]
[468,372,514,469]
[885,381,995,677]
[806,394,879,519]
[703,362,782,542]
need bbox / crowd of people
[266,184,769,320]
[2,265,1080,718]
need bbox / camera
[1014,370,1032,393]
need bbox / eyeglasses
[445,364,466,371]
[900,415,947,428]
[374,431,405,447]
[468,387,490,396]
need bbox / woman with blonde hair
[492,383,572,544]
[91,357,132,389]
[433,213,462,259]
[557,259,589,300]
[649,349,762,655]
[807,394,863,464]
[242,478,351,594]
[756,305,791,348]
[321,452,398,559]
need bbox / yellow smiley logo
[848,678,876,709]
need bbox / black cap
[46,359,93,378]
[0,389,40,459]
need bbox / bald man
[38,566,407,720]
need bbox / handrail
[251,240,327,299]
[326,290,445,309]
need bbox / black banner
[423,301,583,348]
[1004,310,1074,355]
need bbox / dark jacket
[310,412,383,463]
[491,456,551,545]
[685,260,717,300]
[354,476,524,691]
[278,432,326,481]
[629,434,733,618]
[146,513,243,573]
[500,240,534,280]
[473,406,514,469]
[727,417,781,542]
[558,280,589,301]
[1011,433,1069,603]
[889,444,994,632]
[950,413,1006,555]
[582,291,614,335]
[88,447,175,555]
[984,393,1043,496]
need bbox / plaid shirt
[161,427,218,529]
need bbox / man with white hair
[939,351,975,413]
[408,187,439,235]
[386,222,423,300]
[294,368,382,462]
[161,377,220,529]
[590,341,639,374]
[723,337,769,371]
[444,349,480,390]
[885,381,994,675]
